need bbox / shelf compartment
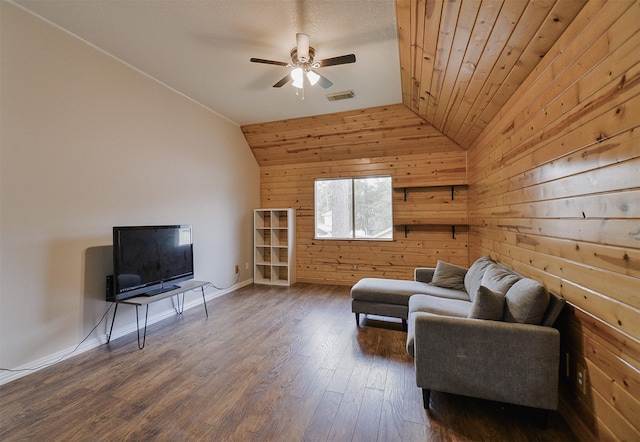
[255,246,271,265]
[271,246,289,265]
[271,229,288,247]
[254,229,271,247]
[271,210,289,229]
[271,265,290,284]
[254,210,271,229]
[254,264,272,284]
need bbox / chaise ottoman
[351,277,434,330]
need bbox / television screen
[110,225,194,301]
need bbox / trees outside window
[315,176,392,240]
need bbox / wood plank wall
[243,104,469,285]
[466,1,640,440]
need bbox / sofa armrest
[413,312,560,410]
[414,267,435,283]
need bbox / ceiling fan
[250,33,356,91]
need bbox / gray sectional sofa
[351,255,565,424]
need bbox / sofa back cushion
[504,278,550,324]
[541,293,566,327]
[481,264,521,295]
[464,255,494,301]
[468,286,505,320]
[430,260,468,291]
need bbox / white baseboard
[0,278,253,386]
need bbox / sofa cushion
[504,278,550,324]
[350,278,427,305]
[409,294,472,318]
[464,255,494,302]
[407,284,470,312]
[468,286,505,320]
[481,264,521,295]
[430,260,467,290]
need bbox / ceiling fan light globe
[306,70,320,86]
[291,67,304,88]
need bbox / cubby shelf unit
[253,208,296,286]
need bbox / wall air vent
[326,90,355,101]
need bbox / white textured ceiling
[12,0,402,126]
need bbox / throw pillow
[504,278,550,324]
[430,260,467,290]
[481,264,521,295]
[463,255,494,302]
[468,285,505,320]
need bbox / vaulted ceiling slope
[12,0,588,154]
[395,0,588,149]
[243,103,462,166]
[10,0,401,126]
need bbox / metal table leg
[201,286,208,318]
[135,304,149,349]
[106,303,118,343]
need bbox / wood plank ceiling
[242,104,462,166]
[396,0,588,148]
[243,0,588,161]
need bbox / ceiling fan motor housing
[291,46,315,66]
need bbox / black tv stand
[107,280,209,349]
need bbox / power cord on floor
[1,273,241,373]
[208,273,240,290]
[0,303,114,373]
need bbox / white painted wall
[0,2,260,375]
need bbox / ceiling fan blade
[315,72,333,89]
[296,33,310,61]
[250,57,289,67]
[316,54,356,68]
[273,74,291,88]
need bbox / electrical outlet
[235,265,239,274]
[245,262,249,270]
[576,362,587,395]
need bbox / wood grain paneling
[242,104,461,166]
[466,1,640,440]
[260,153,468,284]
[246,106,468,285]
[396,0,588,149]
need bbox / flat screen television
[109,225,194,301]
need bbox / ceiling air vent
[326,90,355,101]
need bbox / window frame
[313,175,393,241]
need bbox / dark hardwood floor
[0,283,577,441]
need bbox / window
[315,176,393,240]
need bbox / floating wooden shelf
[393,217,468,225]
[393,183,468,201]
[395,224,467,239]
[393,184,469,238]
